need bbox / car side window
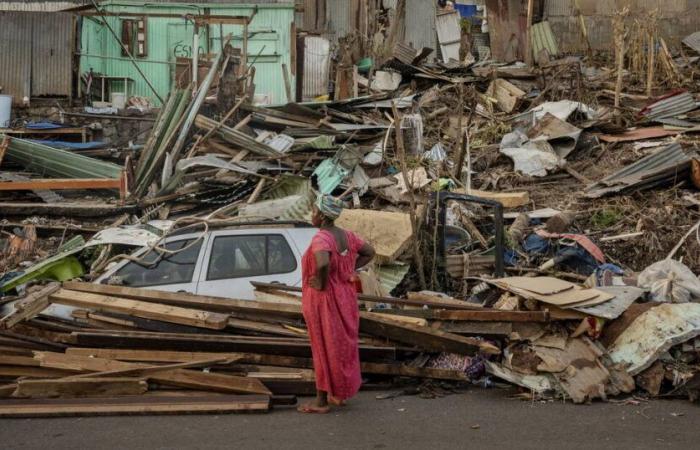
[113,239,202,287]
[207,234,297,281]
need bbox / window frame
[205,233,298,282]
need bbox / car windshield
[111,239,202,287]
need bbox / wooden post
[646,33,655,97]
[391,102,427,290]
[612,9,628,125]
[524,0,534,66]
[281,63,293,103]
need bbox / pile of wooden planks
[0,280,557,416]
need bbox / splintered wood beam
[31,351,271,396]
[0,283,60,329]
[12,378,148,399]
[62,282,304,318]
[359,312,500,356]
[49,289,230,330]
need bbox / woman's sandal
[328,396,346,407]
[297,403,331,414]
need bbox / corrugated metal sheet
[0,11,32,103]
[32,13,73,97]
[325,0,353,39]
[0,1,85,12]
[405,0,437,52]
[435,10,461,63]
[683,30,700,52]
[0,11,73,102]
[377,263,409,295]
[302,35,329,100]
[530,20,558,59]
[639,91,696,121]
[584,143,696,198]
[80,1,295,106]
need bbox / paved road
[1,388,698,450]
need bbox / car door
[195,229,302,300]
[103,236,207,294]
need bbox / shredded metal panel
[2,134,123,179]
[639,91,697,121]
[683,31,700,53]
[302,36,330,101]
[405,0,437,54]
[584,143,696,198]
[435,10,461,63]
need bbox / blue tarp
[25,121,66,130]
[25,139,106,150]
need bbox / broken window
[120,17,148,57]
[113,239,203,287]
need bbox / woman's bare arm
[312,250,331,290]
[355,243,376,270]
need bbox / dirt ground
[1,389,698,450]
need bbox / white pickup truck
[94,223,317,300]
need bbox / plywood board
[335,209,413,263]
[49,290,230,330]
[493,277,576,295]
[455,189,530,208]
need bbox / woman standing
[298,194,376,414]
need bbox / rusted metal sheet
[0,11,32,103]
[0,11,73,103]
[302,35,330,101]
[639,90,697,121]
[485,0,526,61]
[584,143,697,198]
[32,13,74,97]
[609,303,700,375]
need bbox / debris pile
[1,5,700,416]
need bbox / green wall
[80,1,295,106]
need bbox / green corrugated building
[79,1,296,105]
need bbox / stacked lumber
[0,280,535,417]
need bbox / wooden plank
[493,277,575,295]
[65,348,315,368]
[372,308,549,322]
[69,331,395,360]
[253,282,482,310]
[0,283,60,329]
[0,394,270,417]
[438,321,513,336]
[0,178,122,191]
[32,351,271,396]
[360,362,467,381]
[0,202,137,217]
[454,189,530,208]
[49,289,230,330]
[62,282,303,318]
[13,377,148,399]
[359,312,500,356]
[0,135,9,166]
